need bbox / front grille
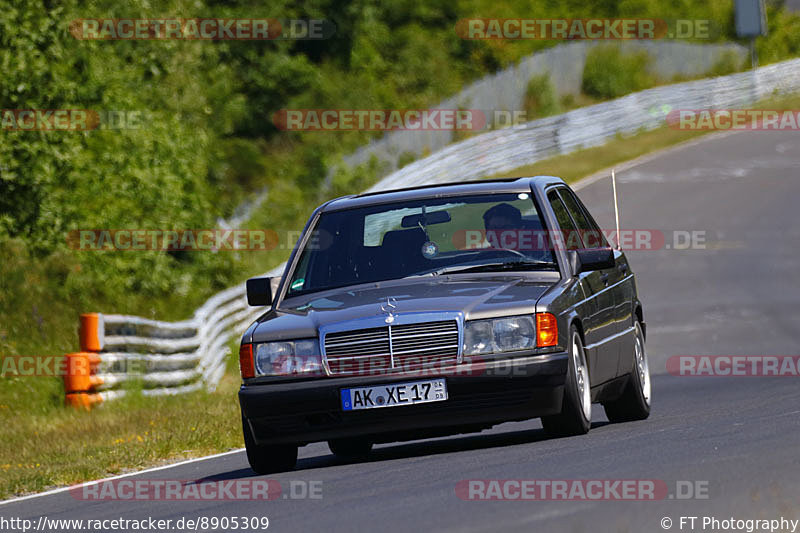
[324,320,459,375]
[325,326,391,375]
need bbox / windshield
[286,192,557,297]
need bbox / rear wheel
[541,326,591,437]
[242,417,298,474]
[602,321,651,422]
[328,437,373,460]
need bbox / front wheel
[602,321,651,422]
[541,326,591,437]
[242,416,298,474]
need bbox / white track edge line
[0,448,245,507]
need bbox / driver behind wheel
[481,203,524,252]
[483,202,522,231]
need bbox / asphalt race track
[3,130,800,531]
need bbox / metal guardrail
[365,58,800,192]
[63,264,284,407]
[63,56,800,407]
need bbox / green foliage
[397,151,418,169]
[524,73,560,119]
[581,45,656,100]
[756,3,800,65]
[1,0,800,421]
[0,0,238,302]
[328,156,386,199]
[709,49,747,77]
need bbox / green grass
[0,372,243,500]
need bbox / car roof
[322,176,566,212]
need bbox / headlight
[254,339,322,376]
[463,316,535,356]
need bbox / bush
[581,45,655,100]
[755,5,800,65]
[328,156,385,199]
[397,151,418,169]
[708,50,747,76]
[524,72,560,119]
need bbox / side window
[559,188,609,249]
[547,191,582,251]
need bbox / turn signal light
[536,313,558,347]
[239,343,255,379]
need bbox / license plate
[341,379,448,411]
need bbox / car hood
[248,275,557,342]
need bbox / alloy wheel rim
[635,326,651,406]
[573,333,591,421]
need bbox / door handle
[600,272,609,284]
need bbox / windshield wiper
[432,260,557,276]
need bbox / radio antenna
[612,169,621,250]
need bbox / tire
[541,326,591,437]
[242,416,298,474]
[602,321,651,422]
[328,437,373,460]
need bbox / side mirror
[575,247,616,273]
[567,250,582,277]
[246,277,280,306]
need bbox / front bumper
[239,352,568,446]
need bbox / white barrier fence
[366,58,800,192]
[76,264,284,403]
[72,56,800,403]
